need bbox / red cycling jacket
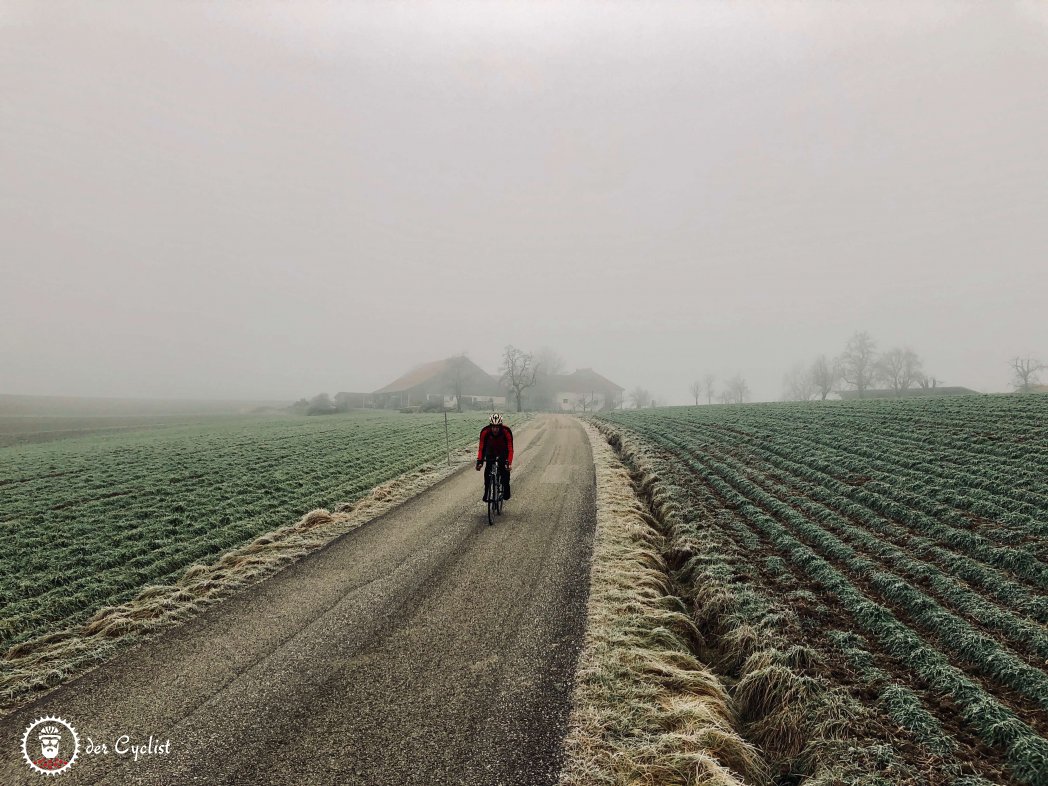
[477,424,514,464]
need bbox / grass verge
[558,421,766,786]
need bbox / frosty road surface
[0,414,597,785]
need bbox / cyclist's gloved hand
[476,460,483,471]
[506,464,512,472]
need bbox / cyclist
[476,413,513,502]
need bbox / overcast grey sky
[2,1,1046,403]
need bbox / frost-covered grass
[559,422,764,786]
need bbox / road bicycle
[485,459,504,525]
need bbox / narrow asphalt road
[1,414,596,785]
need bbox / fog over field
[2,2,1046,403]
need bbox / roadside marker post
[444,410,450,467]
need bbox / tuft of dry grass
[735,664,822,760]
[558,422,767,786]
[0,447,479,715]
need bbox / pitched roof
[374,358,452,394]
[373,356,502,396]
[551,368,624,394]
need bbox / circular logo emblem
[21,716,79,776]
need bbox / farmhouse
[372,357,624,412]
[372,357,506,410]
[549,368,624,412]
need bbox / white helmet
[489,412,503,426]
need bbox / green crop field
[594,395,1048,786]
[0,411,510,655]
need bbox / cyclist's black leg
[500,458,511,500]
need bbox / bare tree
[534,346,565,377]
[689,380,702,406]
[576,391,598,413]
[1011,357,1045,393]
[528,346,565,411]
[901,349,924,391]
[916,374,939,390]
[840,331,877,398]
[446,353,469,412]
[782,363,816,402]
[500,345,539,412]
[703,373,716,405]
[810,354,839,401]
[876,347,924,395]
[627,386,650,409]
[724,374,750,404]
[717,389,734,405]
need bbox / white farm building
[549,368,624,412]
